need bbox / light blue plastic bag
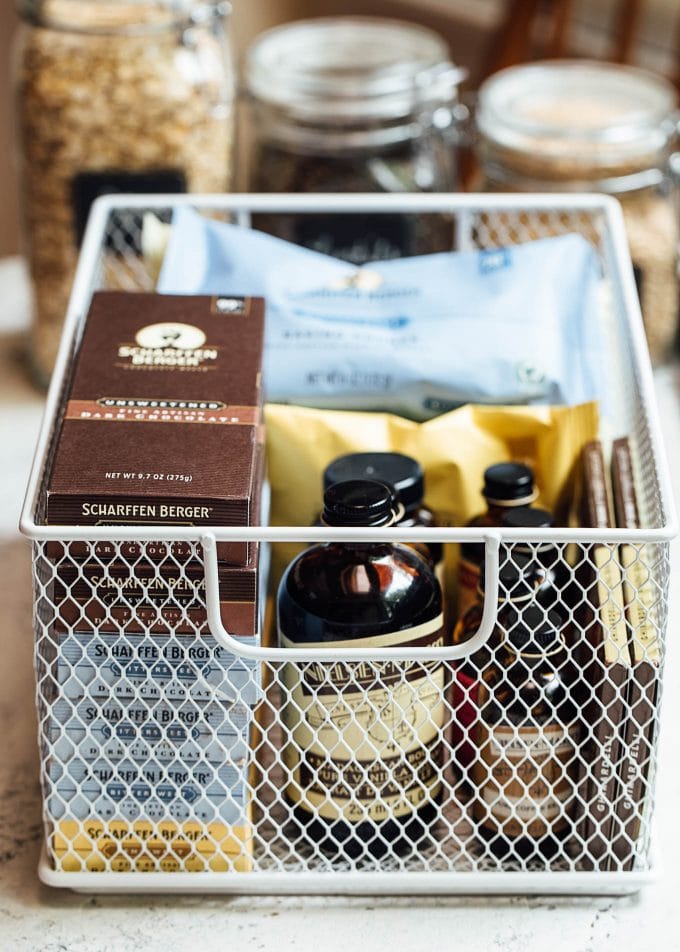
[158,206,605,421]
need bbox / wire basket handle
[200,529,501,662]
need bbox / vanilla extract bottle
[278,478,446,860]
[458,462,538,619]
[322,452,442,575]
[472,605,581,861]
[451,551,544,778]
[501,507,570,613]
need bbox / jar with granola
[15,0,234,384]
[475,60,679,362]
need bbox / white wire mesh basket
[20,194,677,896]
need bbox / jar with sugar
[475,60,679,362]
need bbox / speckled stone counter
[2,258,680,951]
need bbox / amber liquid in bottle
[279,479,445,861]
[458,462,538,621]
[451,551,544,780]
[500,507,571,614]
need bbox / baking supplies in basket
[156,207,607,421]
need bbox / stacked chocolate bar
[573,439,659,871]
[42,292,266,872]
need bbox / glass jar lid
[477,60,677,179]
[245,16,466,124]
[19,0,230,33]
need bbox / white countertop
[2,257,680,951]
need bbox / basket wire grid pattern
[32,538,667,877]
[22,194,676,894]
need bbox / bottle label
[473,722,578,839]
[457,556,481,618]
[280,615,445,823]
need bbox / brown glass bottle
[501,507,570,615]
[458,462,538,620]
[472,605,581,861]
[279,478,445,861]
[322,452,443,576]
[451,551,543,778]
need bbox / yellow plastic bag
[264,401,599,604]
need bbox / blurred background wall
[1,0,679,257]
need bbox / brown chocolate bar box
[574,441,630,870]
[53,559,259,637]
[609,437,660,870]
[41,294,266,874]
[47,435,265,567]
[46,292,265,563]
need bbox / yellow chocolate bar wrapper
[50,818,253,873]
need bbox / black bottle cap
[324,452,424,513]
[482,462,536,505]
[502,507,553,529]
[502,605,566,653]
[321,479,398,527]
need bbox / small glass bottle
[501,506,570,614]
[279,478,445,860]
[323,452,443,580]
[472,605,581,861]
[15,0,235,384]
[475,60,678,363]
[451,551,543,778]
[458,462,538,620]
[244,17,466,262]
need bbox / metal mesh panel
[33,537,668,878]
[35,540,261,874]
